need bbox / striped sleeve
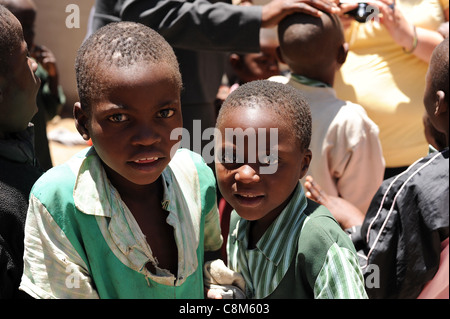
[20,194,99,299]
[314,243,368,299]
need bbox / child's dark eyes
[259,154,279,166]
[107,108,174,123]
[256,57,270,66]
[220,152,241,164]
[158,109,175,118]
[108,113,129,123]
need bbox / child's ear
[299,149,312,179]
[275,46,285,64]
[435,90,448,116]
[73,102,90,141]
[337,42,349,66]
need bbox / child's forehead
[224,103,284,123]
[97,59,177,78]
[88,62,181,105]
[92,61,176,91]
[220,105,296,137]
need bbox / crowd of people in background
[0,0,448,300]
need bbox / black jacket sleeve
[93,0,262,52]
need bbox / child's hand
[304,175,331,206]
[31,45,58,78]
[205,288,224,299]
[304,176,364,229]
[204,259,247,299]
[366,0,414,49]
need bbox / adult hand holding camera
[367,0,445,62]
[369,1,416,50]
[337,1,359,29]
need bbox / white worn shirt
[19,148,222,298]
[271,75,385,213]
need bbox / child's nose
[235,164,260,183]
[132,125,162,146]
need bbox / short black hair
[277,12,344,74]
[217,80,311,150]
[75,21,182,112]
[0,4,23,77]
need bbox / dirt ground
[47,116,90,167]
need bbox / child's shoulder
[297,201,358,276]
[336,100,377,127]
[169,148,214,180]
[329,100,380,145]
[30,147,91,201]
[300,200,356,253]
[303,200,341,236]
[172,147,207,165]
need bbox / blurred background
[34,0,94,116]
[33,0,95,165]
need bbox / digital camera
[345,2,372,23]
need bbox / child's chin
[234,204,267,221]
[125,172,163,186]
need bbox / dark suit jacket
[92,0,262,106]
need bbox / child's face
[215,106,311,223]
[75,63,182,187]
[232,42,280,84]
[0,31,40,135]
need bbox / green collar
[291,74,332,88]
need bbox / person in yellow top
[334,0,448,178]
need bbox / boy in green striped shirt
[19,22,222,298]
[215,80,367,299]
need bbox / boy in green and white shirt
[215,80,367,299]
[19,22,222,299]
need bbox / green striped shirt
[227,183,368,299]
